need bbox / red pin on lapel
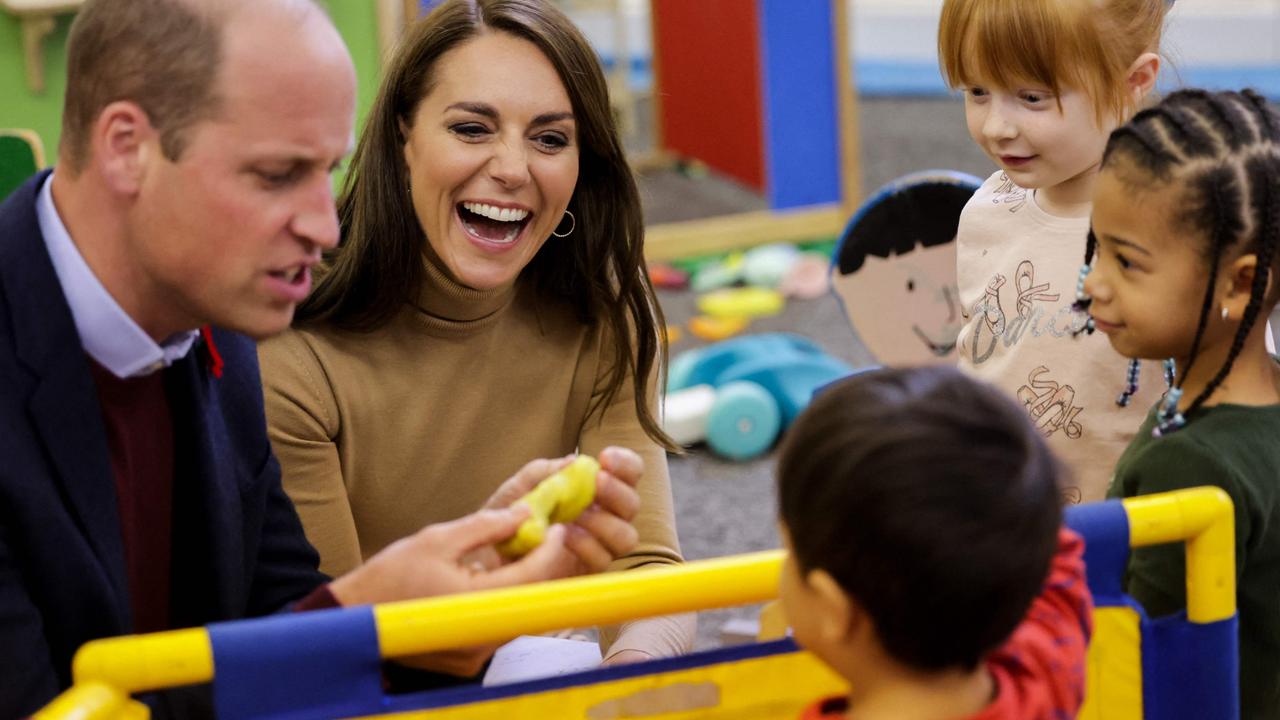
[199,325,224,379]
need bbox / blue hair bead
[1115,359,1142,407]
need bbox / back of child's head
[776,365,1062,672]
[938,0,1166,125]
[1085,88,1280,426]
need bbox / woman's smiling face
[401,31,579,290]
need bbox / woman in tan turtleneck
[257,0,692,669]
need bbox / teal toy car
[663,333,860,460]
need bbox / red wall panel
[652,0,765,192]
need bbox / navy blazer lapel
[168,350,245,622]
[0,171,130,623]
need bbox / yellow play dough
[497,455,600,557]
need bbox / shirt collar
[37,173,198,379]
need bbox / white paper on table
[481,635,603,687]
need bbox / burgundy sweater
[88,359,174,633]
[88,354,336,634]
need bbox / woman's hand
[327,450,645,675]
[601,649,654,667]
[564,447,642,571]
[482,448,643,573]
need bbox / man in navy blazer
[0,0,645,715]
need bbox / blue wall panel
[758,0,842,210]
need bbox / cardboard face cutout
[831,171,981,366]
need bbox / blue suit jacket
[0,171,328,716]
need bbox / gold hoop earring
[552,210,575,238]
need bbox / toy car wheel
[706,381,782,461]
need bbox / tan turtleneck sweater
[258,256,693,660]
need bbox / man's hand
[329,507,576,608]
[328,507,580,677]
[326,448,645,676]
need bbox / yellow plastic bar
[1122,486,1235,623]
[375,550,785,657]
[71,627,213,695]
[31,681,148,720]
[41,488,1234,715]
[58,551,781,696]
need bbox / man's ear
[91,101,157,196]
[1126,52,1161,105]
[807,569,859,644]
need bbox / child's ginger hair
[938,0,1165,125]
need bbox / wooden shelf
[1,0,83,94]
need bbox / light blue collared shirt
[36,174,199,379]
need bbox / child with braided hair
[938,0,1167,502]
[1081,88,1280,718]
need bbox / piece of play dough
[497,455,600,558]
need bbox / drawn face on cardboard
[831,174,979,366]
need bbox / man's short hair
[777,365,1062,671]
[61,0,329,174]
[61,0,228,173]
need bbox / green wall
[0,1,384,169]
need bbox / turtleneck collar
[411,247,518,334]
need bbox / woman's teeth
[462,201,530,223]
[459,202,530,245]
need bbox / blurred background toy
[740,243,799,288]
[648,263,690,290]
[696,287,785,320]
[663,333,857,460]
[687,315,750,342]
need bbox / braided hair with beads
[1077,88,1280,435]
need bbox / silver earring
[1222,306,1230,321]
[551,210,575,238]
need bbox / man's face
[129,7,355,340]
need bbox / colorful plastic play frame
[37,487,1237,719]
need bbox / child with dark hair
[777,366,1092,720]
[1080,88,1280,718]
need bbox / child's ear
[1126,52,1161,104]
[806,569,859,643]
[1223,253,1261,321]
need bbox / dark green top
[1108,402,1280,719]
